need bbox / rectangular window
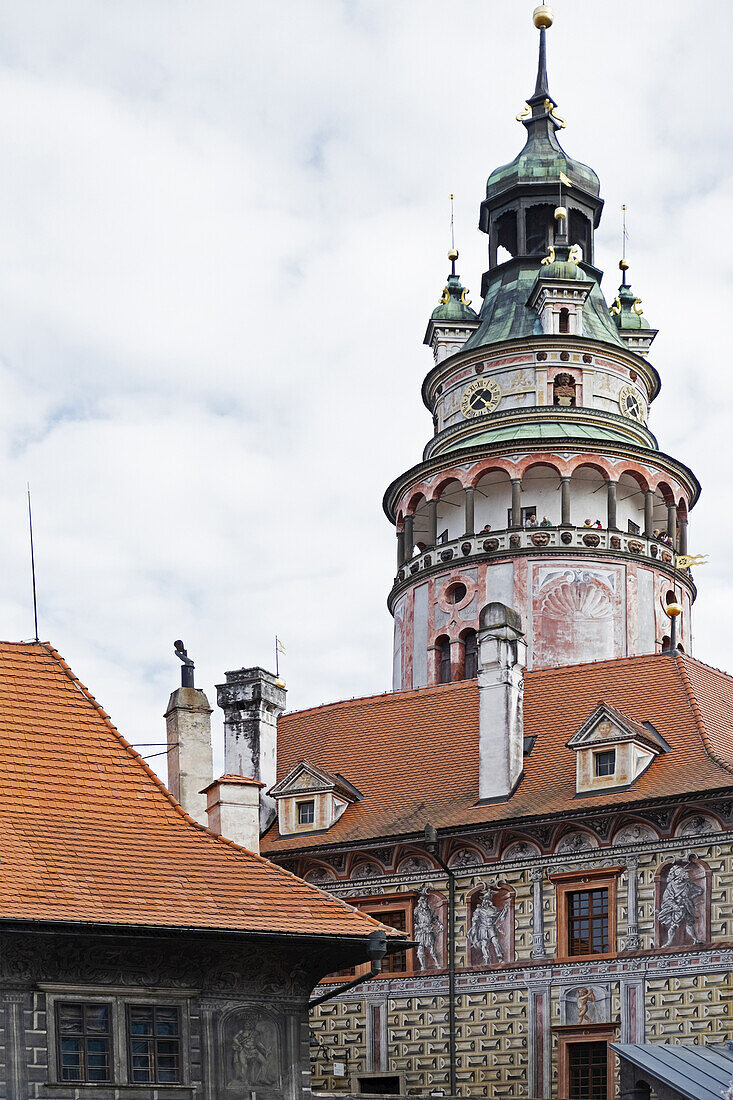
[568,1041,608,1099]
[594,749,616,777]
[437,529,449,545]
[567,889,609,956]
[628,519,640,534]
[57,1002,112,1083]
[297,799,315,825]
[127,1005,181,1084]
[379,909,408,973]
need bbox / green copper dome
[486,131,600,201]
[430,273,478,323]
[612,280,651,331]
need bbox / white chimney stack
[202,776,264,854]
[165,641,213,826]
[477,602,527,802]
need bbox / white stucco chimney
[216,667,286,831]
[202,775,264,854]
[165,642,213,826]
[477,602,527,802]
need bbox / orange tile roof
[263,653,733,852]
[0,641,397,939]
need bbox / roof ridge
[38,645,399,934]
[673,653,733,776]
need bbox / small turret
[423,249,479,364]
[610,260,658,354]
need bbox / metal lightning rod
[27,484,39,642]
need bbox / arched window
[438,637,452,684]
[559,307,570,334]
[553,372,576,406]
[463,630,478,679]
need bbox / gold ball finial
[554,206,567,222]
[619,259,630,271]
[665,601,682,618]
[448,248,459,262]
[533,5,554,29]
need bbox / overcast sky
[0,1,730,779]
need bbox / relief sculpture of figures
[414,886,443,969]
[231,1014,278,1088]
[656,861,703,946]
[576,987,596,1024]
[468,882,508,963]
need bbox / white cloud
[0,0,730,779]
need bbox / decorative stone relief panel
[467,881,515,966]
[503,839,542,862]
[448,846,483,869]
[613,822,658,846]
[675,814,720,838]
[413,886,447,972]
[222,1007,282,1097]
[555,830,599,855]
[561,984,611,1025]
[654,858,710,948]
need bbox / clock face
[618,383,647,423]
[460,378,502,419]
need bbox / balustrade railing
[394,526,680,587]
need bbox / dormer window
[594,749,616,778]
[567,701,669,794]
[270,761,363,836]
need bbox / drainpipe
[309,929,416,1009]
[424,822,457,1097]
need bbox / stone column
[511,478,522,528]
[404,515,414,559]
[531,867,546,958]
[606,479,618,530]
[624,855,642,951]
[428,500,438,547]
[667,502,678,548]
[396,529,405,567]
[464,487,475,536]
[678,516,688,556]
[2,992,27,1099]
[560,477,571,526]
[644,489,654,537]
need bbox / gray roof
[611,1043,733,1100]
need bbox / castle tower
[384,9,700,689]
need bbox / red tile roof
[263,653,733,852]
[0,641,397,939]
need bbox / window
[298,800,315,825]
[437,529,449,545]
[567,889,609,956]
[127,1006,181,1084]
[559,307,570,334]
[438,637,452,684]
[57,1002,112,1083]
[628,519,640,535]
[508,505,538,527]
[568,1041,608,1099]
[447,582,467,605]
[378,909,408,973]
[464,630,478,679]
[594,749,616,777]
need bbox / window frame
[323,893,415,979]
[593,749,616,778]
[126,1003,182,1085]
[297,798,316,826]
[56,1000,113,1085]
[550,867,622,960]
[555,1025,619,1100]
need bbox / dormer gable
[269,760,363,836]
[567,700,668,793]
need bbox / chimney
[165,640,213,826]
[216,667,286,830]
[202,776,264,854]
[477,602,527,802]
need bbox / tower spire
[530,6,555,107]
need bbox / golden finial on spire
[533,5,554,29]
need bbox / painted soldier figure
[656,861,703,946]
[468,884,507,963]
[413,886,443,969]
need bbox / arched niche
[466,881,515,966]
[220,1006,282,1093]
[654,857,711,948]
[447,845,484,870]
[303,865,336,885]
[502,838,542,862]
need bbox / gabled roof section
[567,700,668,754]
[270,760,363,802]
[0,642,398,940]
[263,654,733,853]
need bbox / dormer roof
[567,700,670,755]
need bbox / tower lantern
[384,9,700,689]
